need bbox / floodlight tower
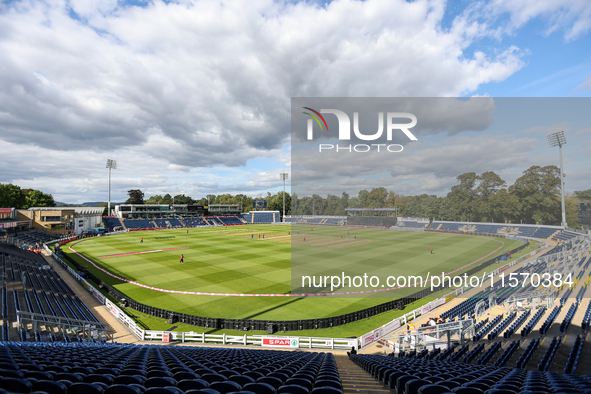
[547,131,567,228]
[106,159,117,216]
[280,173,288,222]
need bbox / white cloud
[0,0,589,202]
[485,0,591,41]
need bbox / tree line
[3,164,589,227]
[0,183,55,209]
[289,165,588,227]
[125,189,288,214]
[138,165,587,227]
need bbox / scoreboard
[578,203,591,226]
[187,205,209,215]
[253,200,267,209]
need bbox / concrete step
[335,354,390,394]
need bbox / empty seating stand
[428,221,567,240]
[352,350,591,394]
[1,249,103,343]
[0,343,344,394]
[124,220,156,230]
[102,217,122,232]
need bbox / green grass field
[63,225,524,326]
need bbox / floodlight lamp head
[280,173,289,181]
[547,131,566,148]
[106,159,117,169]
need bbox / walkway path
[335,354,390,394]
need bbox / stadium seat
[285,378,313,391]
[278,384,310,394]
[0,369,24,378]
[209,381,243,394]
[0,377,33,393]
[105,385,145,394]
[144,388,184,394]
[177,379,210,391]
[184,390,222,394]
[114,376,146,385]
[484,390,517,394]
[146,377,178,388]
[85,374,116,385]
[174,372,200,381]
[202,374,229,383]
[406,379,433,394]
[313,380,342,390]
[32,380,69,394]
[55,372,84,383]
[451,387,485,394]
[419,385,452,394]
[148,371,174,378]
[310,388,343,394]
[23,370,54,380]
[67,382,105,394]
[243,382,276,394]
[398,375,421,394]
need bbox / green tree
[25,190,55,208]
[565,196,582,229]
[489,188,521,223]
[0,183,27,209]
[474,171,506,221]
[323,194,339,215]
[367,187,388,208]
[311,194,325,215]
[276,191,291,217]
[447,172,478,221]
[357,190,369,208]
[348,197,360,209]
[574,189,591,201]
[476,171,506,198]
[125,190,145,204]
[145,195,164,204]
[509,165,561,224]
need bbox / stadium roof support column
[547,131,567,228]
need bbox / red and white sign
[106,300,119,318]
[261,337,299,348]
[162,332,171,343]
[91,288,106,304]
[499,264,511,273]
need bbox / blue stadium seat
[105,385,145,394]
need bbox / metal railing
[16,310,115,342]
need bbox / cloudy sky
[0,0,590,204]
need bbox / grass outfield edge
[67,232,510,297]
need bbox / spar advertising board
[261,337,299,348]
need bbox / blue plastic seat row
[539,305,562,335]
[537,335,562,372]
[515,337,540,369]
[493,340,519,368]
[521,307,546,337]
[564,333,585,374]
[503,310,530,339]
[559,301,579,333]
